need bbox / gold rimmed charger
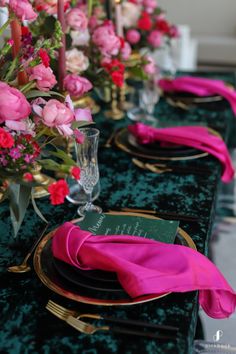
[114,128,209,161]
[33,212,196,306]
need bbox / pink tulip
[9,0,37,21]
[28,64,57,92]
[66,8,88,31]
[64,74,92,97]
[0,81,31,130]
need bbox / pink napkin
[52,222,236,319]
[128,123,235,183]
[158,76,236,115]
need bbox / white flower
[121,2,141,28]
[66,48,89,73]
[71,29,90,47]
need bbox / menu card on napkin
[77,213,179,244]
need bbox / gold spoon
[8,223,49,273]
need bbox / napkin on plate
[158,76,236,115]
[128,123,235,183]
[52,222,236,319]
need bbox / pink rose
[64,74,92,97]
[0,82,31,130]
[147,30,162,48]
[126,29,141,44]
[28,64,57,91]
[34,0,69,15]
[92,24,121,57]
[33,98,75,136]
[143,56,156,75]
[9,0,37,21]
[121,42,131,60]
[66,8,88,31]
[66,48,89,73]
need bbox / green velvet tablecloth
[0,71,235,354]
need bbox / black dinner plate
[52,257,123,292]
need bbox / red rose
[23,172,34,182]
[48,179,69,205]
[38,48,50,68]
[138,12,152,31]
[71,166,81,180]
[111,71,124,87]
[0,128,14,148]
[156,19,170,34]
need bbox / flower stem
[0,18,11,36]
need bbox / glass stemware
[75,128,102,216]
[139,80,160,124]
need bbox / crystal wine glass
[75,128,102,216]
[139,80,160,124]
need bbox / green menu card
[77,213,179,244]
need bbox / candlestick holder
[105,85,124,120]
[119,80,134,111]
[32,165,55,198]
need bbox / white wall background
[158,0,236,65]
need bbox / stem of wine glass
[85,190,93,211]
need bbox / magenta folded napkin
[128,123,235,183]
[158,76,236,115]
[52,222,236,319]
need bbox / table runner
[0,71,235,354]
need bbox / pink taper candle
[57,0,66,92]
[115,0,123,37]
[10,19,28,85]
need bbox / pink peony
[0,82,31,130]
[92,24,121,57]
[121,42,131,60]
[34,0,69,15]
[74,108,92,122]
[9,0,37,21]
[64,74,92,97]
[143,56,156,75]
[28,64,57,91]
[66,8,88,31]
[147,30,162,48]
[0,0,8,6]
[143,0,158,13]
[126,29,141,44]
[33,98,75,136]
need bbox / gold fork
[46,300,178,338]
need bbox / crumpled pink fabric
[128,123,235,183]
[52,222,236,319]
[158,76,236,115]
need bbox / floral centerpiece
[122,0,179,51]
[0,0,92,236]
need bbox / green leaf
[50,149,76,165]
[31,191,48,224]
[71,120,94,129]
[8,184,32,237]
[25,90,52,99]
[39,159,61,171]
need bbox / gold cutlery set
[46,300,178,339]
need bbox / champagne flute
[76,128,102,216]
[139,80,160,124]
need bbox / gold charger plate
[33,212,196,306]
[115,128,208,161]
